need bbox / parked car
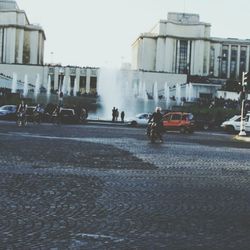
[59,108,78,124]
[25,106,37,122]
[0,105,17,120]
[163,112,195,133]
[221,113,250,133]
[128,113,152,127]
[194,113,215,130]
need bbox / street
[0,120,250,249]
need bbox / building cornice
[0,24,46,40]
[132,34,250,46]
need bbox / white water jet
[47,75,51,100]
[164,82,170,109]
[23,74,28,97]
[153,81,158,103]
[176,83,181,105]
[11,73,17,93]
[73,78,78,96]
[34,74,40,100]
[142,81,147,101]
[61,77,67,95]
[188,83,193,101]
[67,76,71,96]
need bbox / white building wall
[155,38,165,71]
[192,40,204,75]
[213,43,221,77]
[5,27,15,63]
[17,28,24,63]
[164,38,175,72]
[142,38,156,71]
[29,30,39,64]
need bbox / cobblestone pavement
[0,121,250,249]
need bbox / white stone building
[0,0,45,65]
[132,12,250,80]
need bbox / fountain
[34,74,40,100]
[153,81,159,103]
[176,83,181,105]
[23,74,28,97]
[96,68,163,119]
[61,77,67,95]
[47,74,51,100]
[67,76,71,96]
[73,78,78,96]
[164,82,170,109]
[11,73,17,93]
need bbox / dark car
[59,108,78,124]
[0,105,17,120]
[194,113,215,130]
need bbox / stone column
[17,29,24,64]
[246,46,250,72]
[227,45,231,79]
[86,68,91,93]
[236,45,241,78]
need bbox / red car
[163,112,195,133]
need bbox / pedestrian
[112,107,116,122]
[59,91,64,107]
[121,111,125,122]
[115,108,119,122]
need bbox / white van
[221,113,250,132]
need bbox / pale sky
[17,0,250,68]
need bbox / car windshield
[229,115,240,121]
[136,114,148,119]
[61,110,74,115]
[0,106,13,111]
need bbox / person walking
[121,111,125,122]
[112,107,116,122]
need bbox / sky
[17,0,250,68]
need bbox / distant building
[0,0,46,65]
[0,0,98,97]
[132,12,250,80]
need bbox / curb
[234,135,250,142]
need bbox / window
[221,46,228,78]
[230,45,238,78]
[171,114,181,120]
[240,46,247,77]
[178,40,188,74]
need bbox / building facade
[132,12,250,80]
[0,0,45,65]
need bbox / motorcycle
[147,122,163,143]
[16,112,27,127]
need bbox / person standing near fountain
[112,107,116,122]
[121,111,125,123]
[59,91,64,107]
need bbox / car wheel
[226,125,235,133]
[180,127,186,133]
[131,121,137,127]
[203,124,209,130]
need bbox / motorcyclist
[33,104,43,123]
[148,107,164,142]
[17,100,27,114]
